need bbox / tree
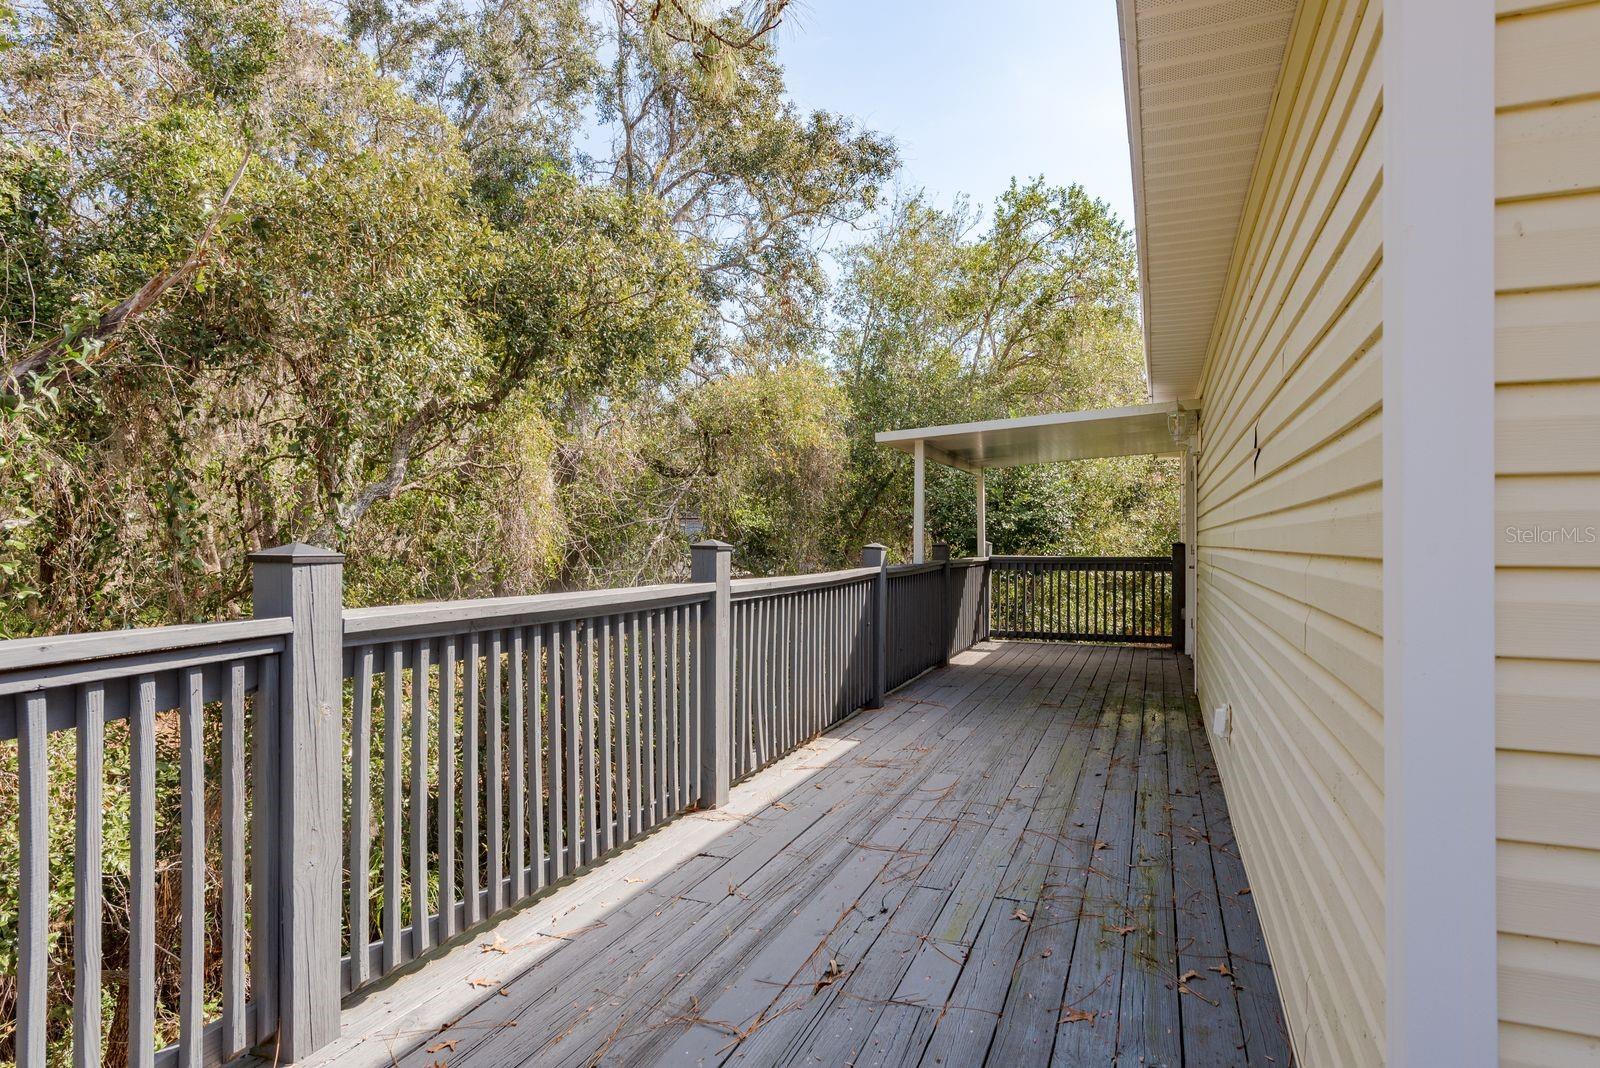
[0,0,701,633]
[830,181,1173,558]
[594,0,898,368]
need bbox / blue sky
[775,0,1135,227]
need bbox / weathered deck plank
[293,642,1293,1068]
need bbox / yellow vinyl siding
[1191,0,1384,1063]
[1496,0,1600,1058]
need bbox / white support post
[1182,447,1197,659]
[976,468,988,557]
[1382,0,1496,1064]
[912,439,926,564]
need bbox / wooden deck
[293,641,1292,1068]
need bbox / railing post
[691,540,733,810]
[932,542,952,666]
[250,543,345,1061]
[1171,542,1187,652]
[862,544,887,708]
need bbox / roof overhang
[874,401,1196,471]
[1118,0,1299,400]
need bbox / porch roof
[873,399,1192,471]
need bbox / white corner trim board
[1381,0,1497,1064]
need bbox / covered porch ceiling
[874,400,1194,471]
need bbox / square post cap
[690,540,734,553]
[248,542,345,565]
[861,544,888,566]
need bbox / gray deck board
[300,642,1293,1068]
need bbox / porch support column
[912,439,926,564]
[1382,0,1496,1063]
[975,468,987,557]
[1182,447,1197,657]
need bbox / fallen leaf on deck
[1209,962,1233,977]
[1109,924,1137,936]
[1093,840,1110,851]
[813,958,844,993]
[1179,982,1219,1006]
[772,801,793,810]
[1237,887,1251,896]
[624,876,644,884]
[1063,1009,1097,1024]
[426,1039,460,1053]
[1040,947,1053,959]
[480,936,508,955]
[467,977,497,988]
[1179,969,1201,983]
[1012,908,1030,922]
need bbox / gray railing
[988,544,1185,646]
[729,567,877,782]
[335,579,712,996]
[0,618,290,1068]
[0,540,992,1066]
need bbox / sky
[774,0,1135,227]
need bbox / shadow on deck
[289,641,1292,1067]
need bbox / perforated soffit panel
[1119,0,1299,400]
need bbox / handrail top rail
[990,553,1171,565]
[342,581,715,641]
[887,562,944,576]
[730,566,878,598]
[0,616,293,675]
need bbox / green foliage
[826,181,1173,561]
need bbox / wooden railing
[729,567,877,782]
[0,541,989,1067]
[335,581,712,998]
[3,542,1191,1066]
[0,617,291,1068]
[988,544,1185,646]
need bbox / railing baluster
[548,621,566,881]
[629,614,644,837]
[510,628,527,900]
[665,608,679,811]
[598,616,615,853]
[562,621,581,870]
[75,683,105,1068]
[179,666,205,1066]
[464,632,482,924]
[411,638,432,953]
[384,642,404,971]
[644,611,658,828]
[438,637,458,941]
[18,692,48,1068]
[487,629,504,915]
[529,627,547,889]
[250,658,280,1044]
[221,664,246,1057]
[614,614,630,845]
[582,622,599,864]
[130,676,156,1068]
